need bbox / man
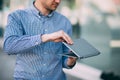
[3,0,77,80]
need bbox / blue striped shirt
[3,4,73,80]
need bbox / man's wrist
[41,34,50,42]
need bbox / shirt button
[42,75,45,78]
[35,41,39,45]
[45,29,47,32]
[43,63,46,66]
[44,52,47,54]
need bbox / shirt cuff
[30,35,42,46]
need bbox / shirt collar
[31,1,54,18]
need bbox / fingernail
[71,42,73,45]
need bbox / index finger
[62,32,73,44]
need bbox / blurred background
[0,0,120,80]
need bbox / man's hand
[41,30,73,44]
[67,57,77,67]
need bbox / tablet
[62,38,100,59]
